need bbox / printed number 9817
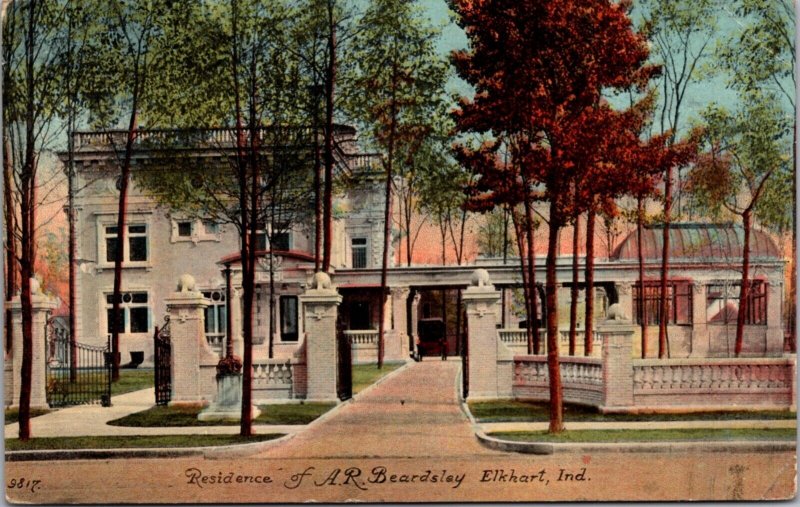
[8,478,41,493]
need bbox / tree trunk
[321,1,336,273]
[110,109,138,383]
[584,207,596,356]
[18,0,37,441]
[545,202,564,433]
[312,84,322,272]
[512,210,534,354]
[67,129,78,382]
[734,211,752,357]
[568,216,579,356]
[637,196,648,358]
[524,200,539,354]
[4,132,16,355]
[658,166,673,358]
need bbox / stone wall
[510,323,796,412]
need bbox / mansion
[64,127,788,367]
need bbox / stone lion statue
[470,268,492,288]
[178,274,196,293]
[310,271,332,291]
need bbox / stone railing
[252,359,295,400]
[498,329,528,354]
[501,328,601,356]
[206,334,225,355]
[345,329,379,365]
[512,355,604,406]
[632,357,795,409]
[346,329,379,346]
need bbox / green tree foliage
[346,0,450,367]
[688,89,792,356]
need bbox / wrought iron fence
[154,316,172,406]
[45,318,112,408]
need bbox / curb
[458,370,796,455]
[474,430,796,455]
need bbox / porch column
[299,272,341,401]
[165,275,218,405]
[386,286,410,361]
[8,279,57,410]
[464,269,504,399]
[766,280,784,356]
[690,282,709,357]
[410,291,421,353]
[231,287,244,358]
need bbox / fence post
[463,269,503,400]
[7,279,58,410]
[598,304,636,411]
[164,274,216,405]
[299,272,341,401]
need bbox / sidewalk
[4,388,303,439]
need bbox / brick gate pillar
[7,279,57,410]
[299,272,341,401]
[598,303,636,411]
[165,275,217,405]
[464,269,505,399]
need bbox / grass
[46,368,155,401]
[107,402,336,427]
[352,362,404,394]
[4,408,50,425]
[111,369,155,396]
[488,428,797,443]
[469,400,797,423]
[5,433,283,451]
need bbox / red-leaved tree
[451,0,661,433]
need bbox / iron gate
[336,329,352,401]
[154,316,172,405]
[45,318,112,408]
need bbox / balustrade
[252,360,294,386]
[632,360,793,392]
[345,329,379,346]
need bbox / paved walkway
[5,360,795,443]
[4,388,303,439]
[256,359,499,459]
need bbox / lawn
[107,402,336,427]
[488,428,797,443]
[4,408,50,425]
[111,369,155,396]
[469,400,797,423]
[352,362,404,394]
[5,433,283,451]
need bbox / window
[707,281,767,325]
[252,227,291,251]
[104,224,148,263]
[106,292,149,334]
[352,237,367,268]
[632,281,692,325]
[177,221,192,237]
[202,290,227,346]
[202,220,219,235]
[280,296,298,342]
[272,231,290,251]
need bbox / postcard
[3,0,796,503]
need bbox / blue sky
[419,0,795,138]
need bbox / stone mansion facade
[64,127,788,368]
